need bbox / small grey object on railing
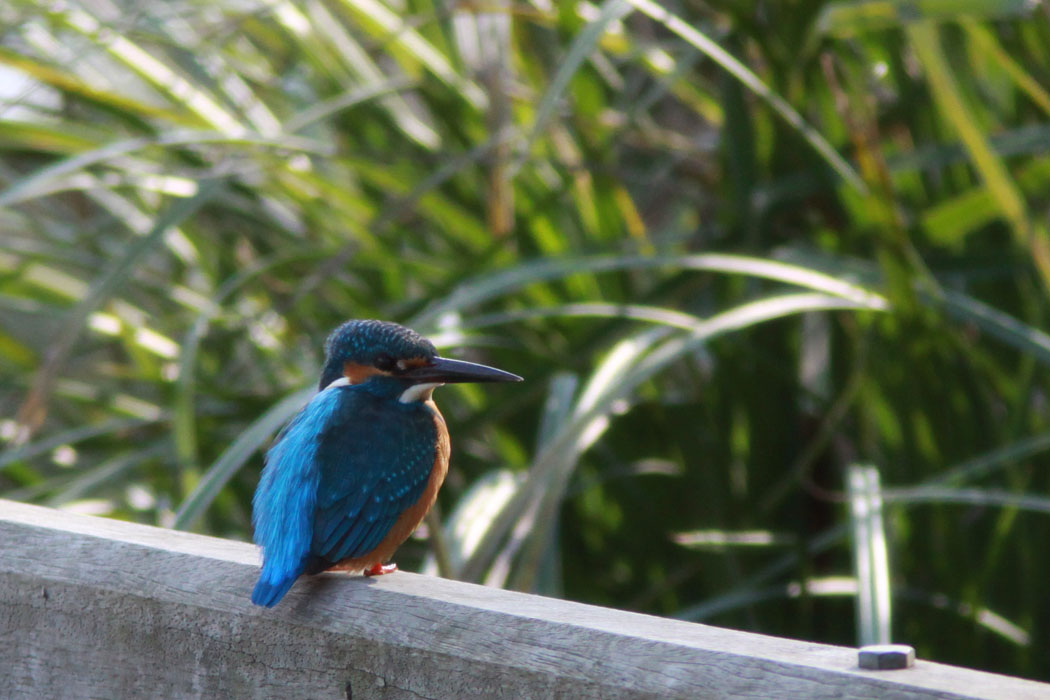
[859,644,916,670]
[1,499,1048,700]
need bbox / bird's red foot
[364,562,398,576]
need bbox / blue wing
[251,384,436,607]
[251,386,343,607]
[307,393,437,572]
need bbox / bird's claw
[364,562,398,576]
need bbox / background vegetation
[2,0,1049,681]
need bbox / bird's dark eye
[374,354,396,372]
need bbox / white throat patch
[399,382,443,403]
[323,376,352,390]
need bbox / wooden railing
[1,499,1046,699]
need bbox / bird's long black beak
[407,356,522,384]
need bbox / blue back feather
[251,386,343,607]
[310,384,436,566]
[251,380,438,606]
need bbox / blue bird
[251,319,521,607]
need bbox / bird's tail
[251,573,298,607]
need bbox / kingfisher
[251,319,521,607]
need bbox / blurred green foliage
[2,0,1049,681]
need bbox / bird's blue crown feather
[318,320,437,389]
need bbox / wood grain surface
[0,499,1046,700]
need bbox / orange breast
[329,399,451,572]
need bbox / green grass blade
[938,290,1050,367]
[0,47,189,123]
[897,587,1031,646]
[283,78,415,133]
[884,487,1050,515]
[0,132,328,208]
[522,0,633,162]
[818,0,1036,37]
[627,0,865,192]
[334,0,486,109]
[0,417,160,471]
[848,464,892,646]
[931,432,1050,486]
[463,292,878,584]
[416,253,887,329]
[173,386,314,531]
[960,19,1050,118]
[16,181,221,434]
[908,20,1050,292]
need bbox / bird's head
[318,320,521,402]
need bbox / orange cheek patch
[343,361,382,384]
[343,357,432,382]
[399,357,430,370]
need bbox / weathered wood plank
[0,499,1045,700]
